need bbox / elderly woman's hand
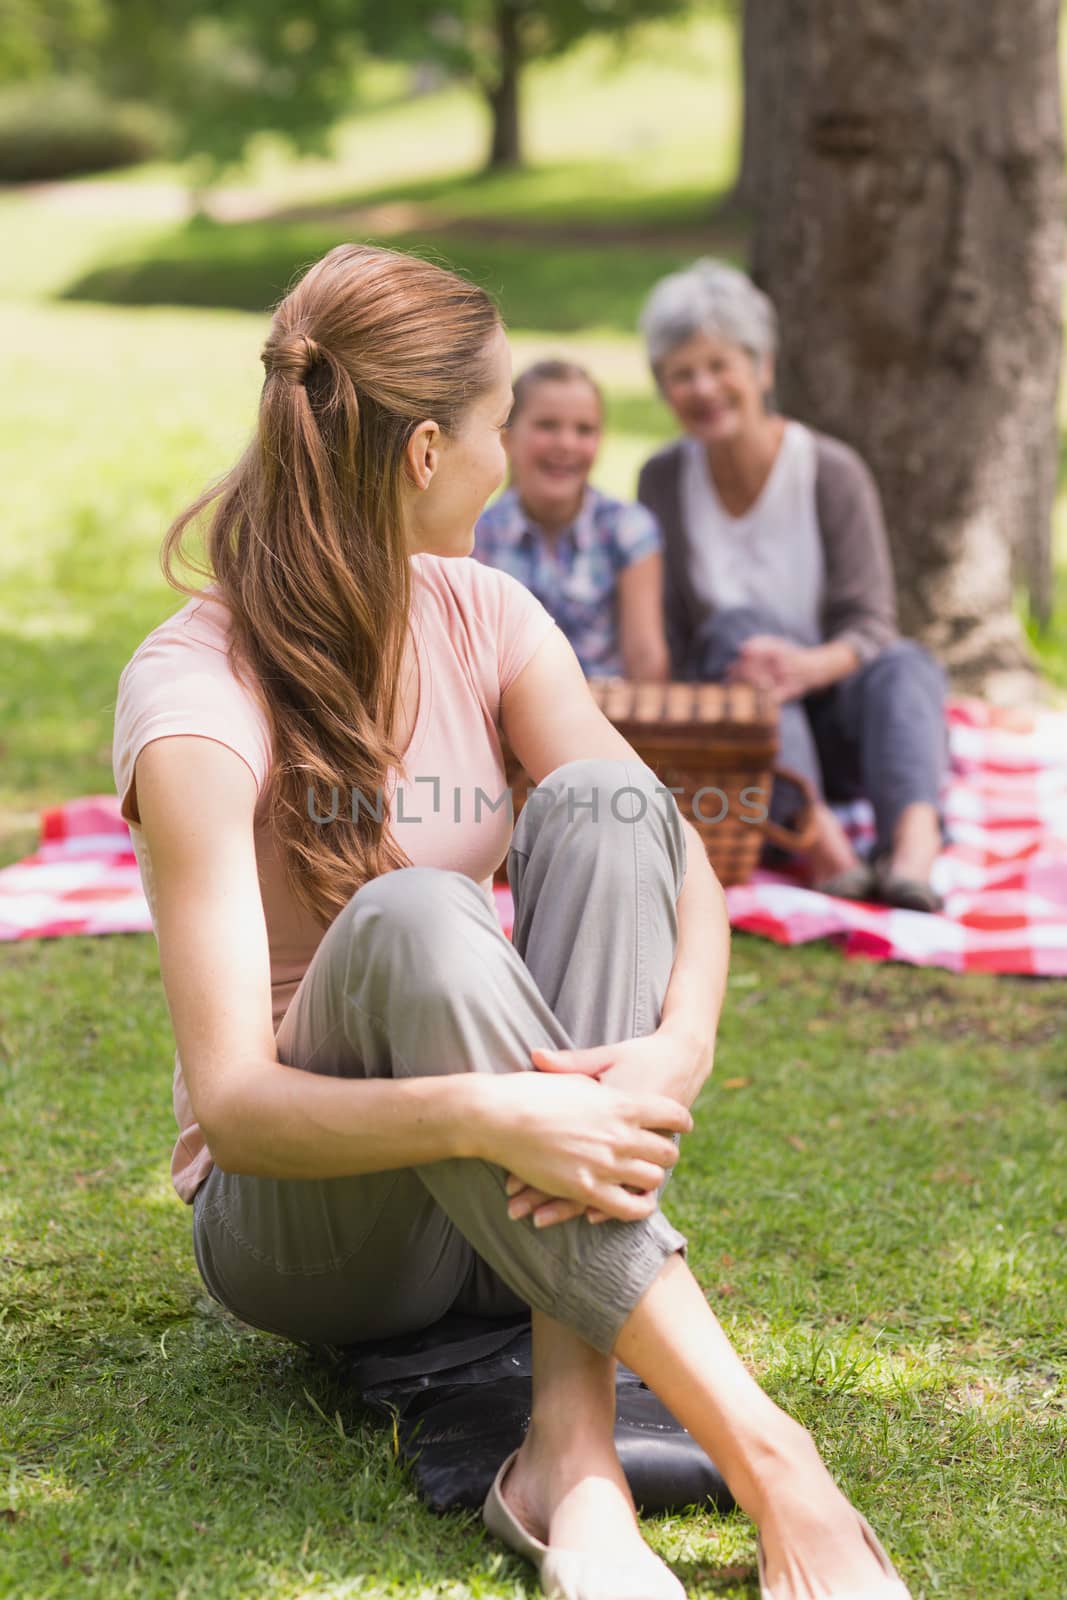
[727,635,817,703]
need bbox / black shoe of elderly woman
[871,856,944,914]
[813,863,878,902]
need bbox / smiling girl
[474,359,671,683]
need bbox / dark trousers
[690,607,949,859]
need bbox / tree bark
[484,0,523,171]
[751,0,1065,702]
[731,0,779,212]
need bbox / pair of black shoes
[815,857,944,914]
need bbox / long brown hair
[162,243,502,929]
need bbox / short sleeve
[492,568,559,696]
[112,624,271,828]
[610,501,662,573]
[446,556,557,701]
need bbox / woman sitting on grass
[474,359,671,683]
[113,241,912,1600]
[637,259,949,913]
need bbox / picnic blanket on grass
[2,698,1065,975]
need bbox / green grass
[58,215,720,333]
[1,10,1066,1597]
[2,938,1064,1598]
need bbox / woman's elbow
[624,640,672,683]
[652,642,672,682]
[195,1084,251,1176]
[200,1118,242,1175]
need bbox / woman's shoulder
[412,552,555,697]
[802,424,876,493]
[115,587,268,759]
[119,586,234,679]
[113,586,270,826]
[637,438,688,487]
[413,550,535,616]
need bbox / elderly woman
[636,260,948,912]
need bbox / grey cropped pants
[192,757,690,1358]
[691,606,949,858]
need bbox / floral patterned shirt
[473,485,662,677]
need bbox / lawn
[1,12,1065,1598]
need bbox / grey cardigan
[636,431,899,680]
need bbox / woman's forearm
[656,818,730,1105]
[205,1059,492,1179]
[805,639,860,692]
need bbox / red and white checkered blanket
[0,799,150,940]
[716,698,1067,974]
[3,698,1066,975]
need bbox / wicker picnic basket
[497,679,817,887]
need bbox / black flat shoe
[813,864,878,901]
[873,860,944,914]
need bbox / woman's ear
[405,420,441,491]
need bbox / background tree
[728,0,774,211]
[1,0,365,174]
[6,1,695,177]
[749,0,1065,702]
[364,0,693,172]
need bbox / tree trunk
[731,0,779,212]
[484,0,523,171]
[750,0,1065,703]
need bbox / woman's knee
[346,866,493,991]
[859,639,947,702]
[537,755,661,803]
[516,756,680,853]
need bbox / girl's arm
[617,551,672,683]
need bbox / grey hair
[639,258,778,371]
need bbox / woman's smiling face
[657,329,773,447]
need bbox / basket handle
[760,764,819,853]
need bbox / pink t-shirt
[112,554,557,1203]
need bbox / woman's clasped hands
[491,1033,696,1231]
[726,633,816,703]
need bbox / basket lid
[588,679,779,749]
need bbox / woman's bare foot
[500,1425,671,1578]
[511,1308,681,1588]
[751,1430,906,1598]
[805,803,863,883]
[502,1422,903,1600]
[886,801,941,885]
[615,1257,909,1600]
